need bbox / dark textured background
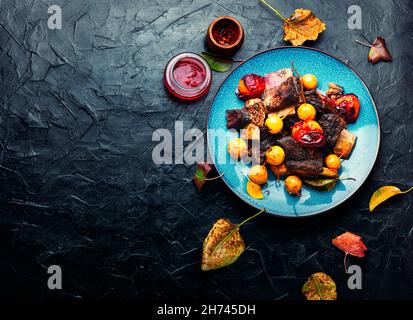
[0,0,412,300]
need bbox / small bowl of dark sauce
[206,16,244,56]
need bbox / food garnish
[301,73,318,90]
[237,74,266,100]
[334,94,360,123]
[248,165,268,185]
[302,272,337,300]
[265,146,285,166]
[227,138,248,159]
[201,209,265,271]
[325,154,341,170]
[304,178,337,192]
[332,232,367,272]
[297,103,316,121]
[355,37,392,64]
[285,175,302,195]
[369,186,413,212]
[246,181,265,199]
[265,114,283,134]
[292,120,326,148]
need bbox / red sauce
[173,58,206,89]
[164,53,212,101]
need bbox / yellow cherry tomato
[285,175,302,195]
[265,114,283,134]
[301,73,318,90]
[266,146,285,166]
[227,138,247,159]
[297,103,316,121]
[325,154,341,170]
[248,165,268,185]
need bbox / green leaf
[201,52,233,72]
[201,218,245,271]
[304,178,337,191]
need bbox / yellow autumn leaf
[283,9,326,46]
[369,186,413,212]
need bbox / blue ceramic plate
[207,47,380,218]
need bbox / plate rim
[206,46,381,219]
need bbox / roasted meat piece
[277,136,324,178]
[285,159,324,178]
[318,113,347,147]
[278,136,310,161]
[264,77,304,112]
[304,89,335,115]
[264,68,293,89]
[243,98,266,127]
[226,109,251,129]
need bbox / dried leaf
[201,219,245,271]
[332,232,367,258]
[192,163,212,192]
[368,37,392,64]
[369,185,413,212]
[201,52,233,72]
[302,272,337,300]
[283,9,326,46]
[304,178,337,191]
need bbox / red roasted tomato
[236,74,266,100]
[292,120,326,148]
[334,94,360,123]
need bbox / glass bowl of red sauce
[206,16,244,56]
[164,53,212,101]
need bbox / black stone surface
[0,0,412,300]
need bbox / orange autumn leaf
[283,9,326,46]
[332,232,367,258]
